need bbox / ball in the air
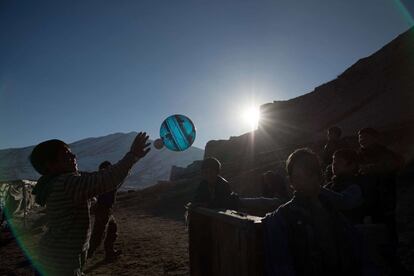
[160,114,196,151]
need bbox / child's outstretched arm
[64,132,151,202]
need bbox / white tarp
[0,180,37,219]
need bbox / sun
[242,106,261,130]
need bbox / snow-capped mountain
[0,132,204,190]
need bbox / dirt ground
[0,204,189,276]
[1,183,413,275]
[85,208,189,276]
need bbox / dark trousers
[35,250,87,276]
[88,206,118,257]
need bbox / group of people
[191,126,406,275]
[26,126,407,275]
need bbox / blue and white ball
[160,114,196,151]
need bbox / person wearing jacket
[322,149,365,224]
[262,148,363,276]
[30,132,150,276]
[192,157,238,210]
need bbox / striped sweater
[36,152,138,275]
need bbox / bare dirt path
[85,208,189,276]
[0,206,189,276]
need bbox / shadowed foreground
[0,198,189,276]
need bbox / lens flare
[394,0,414,25]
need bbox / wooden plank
[188,207,264,276]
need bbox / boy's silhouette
[31,132,150,276]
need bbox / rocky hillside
[165,27,414,271]
[205,27,414,167]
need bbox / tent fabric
[0,180,37,218]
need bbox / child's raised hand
[130,132,151,159]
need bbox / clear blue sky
[0,0,413,150]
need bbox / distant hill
[0,132,204,190]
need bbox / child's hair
[99,160,112,170]
[286,148,321,177]
[201,157,221,173]
[333,149,359,166]
[30,139,68,175]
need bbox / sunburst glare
[242,106,261,131]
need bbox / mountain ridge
[0,132,204,189]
